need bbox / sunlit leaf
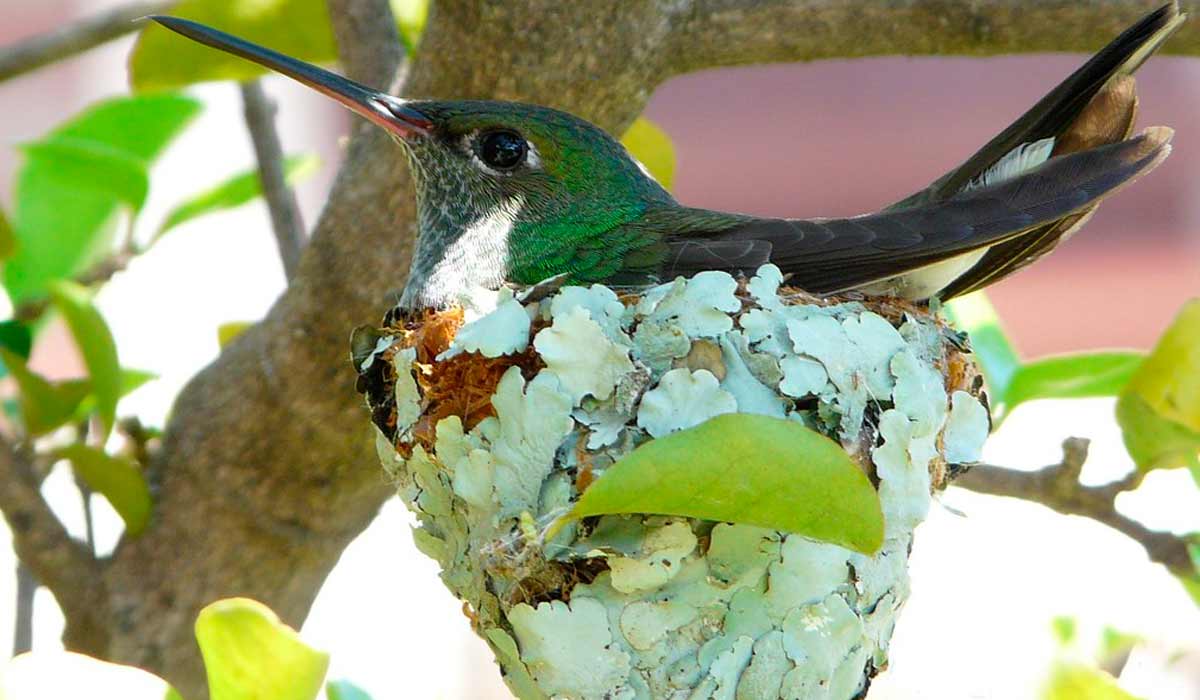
[326,679,374,700]
[1005,352,1143,415]
[58,443,152,537]
[1116,300,1200,472]
[155,155,320,240]
[4,94,200,304]
[73,368,159,422]
[217,322,254,348]
[391,0,430,53]
[560,414,883,554]
[48,282,120,439]
[195,598,329,700]
[19,137,149,213]
[1042,662,1139,700]
[945,291,1020,412]
[621,117,676,190]
[131,0,338,92]
[0,348,90,437]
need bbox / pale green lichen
[636,368,737,437]
[534,307,634,405]
[440,288,531,359]
[365,266,991,700]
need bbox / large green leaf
[0,348,90,437]
[1042,662,1140,700]
[1116,300,1200,472]
[562,414,883,555]
[19,137,149,212]
[621,117,676,190]
[131,0,339,92]
[195,598,329,700]
[58,444,152,536]
[945,291,1021,409]
[155,154,320,240]
[1004,352,1143,415]
[48,282,121,439]
[5,94,201,304]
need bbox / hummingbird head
[150,17,674,308]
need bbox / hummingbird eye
[476,130,528,171]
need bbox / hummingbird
[151,4,1181,309]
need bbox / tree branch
[327,0,405,90]
[0,1,172,83]
[240,80,307,281]
[954,438,1194,577]
[0,436,106,652]
[668,0,1199,75]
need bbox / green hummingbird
[151,4,1181,309]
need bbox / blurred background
[1,1,1198,698]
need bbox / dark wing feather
[662,128,1171,295]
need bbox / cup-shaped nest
[354,265,989,700]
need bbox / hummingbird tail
[930,2,1185,298]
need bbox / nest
[354,267,990,700]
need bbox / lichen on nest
[354,265,990,700]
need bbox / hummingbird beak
[148,16,433,139]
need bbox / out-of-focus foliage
[196,598,330,700]
[58,444,152,536]
[0,348,90,437]
[49,281,121,439]
[1116,300,1200,474]
[156,154,320,240]
[621,117,676,190]
[130,0,430,91]
[4,95,200,304]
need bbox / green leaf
[58,443,152,536]
[391,0,430,52]
[561,414,884,555]
[0,205,16,259]
[217,322,254,348]
[1051,616,1077,646]
[131,0,339,92]
[195,598,329,700]
[0,320,33,359]
[621,117,676,190]
[48,281,120,439]
[155,155,320,240]
[1042,662,1140,700]
[326,679,374,700]
[73,368,159,423]
[5,94,201,304]
[1005,352,1143,415]
[0,348,90,437]
[944,291,1020,409]
[19,137,149,212]
[1116,300,1200,472]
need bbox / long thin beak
[148,16,432,138]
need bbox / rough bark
[15,1,1195,697]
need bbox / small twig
[0,1,173,83]
[12,249,136,323]
[0,436,101,627]
[239,80,306,281]
[12,562,35,655]
[327,0,405,90]
[955,438,1193,576]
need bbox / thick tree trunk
[33,2,1193,697]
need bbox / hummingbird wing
[660,127,1171,296]
[885,1,1184,298]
